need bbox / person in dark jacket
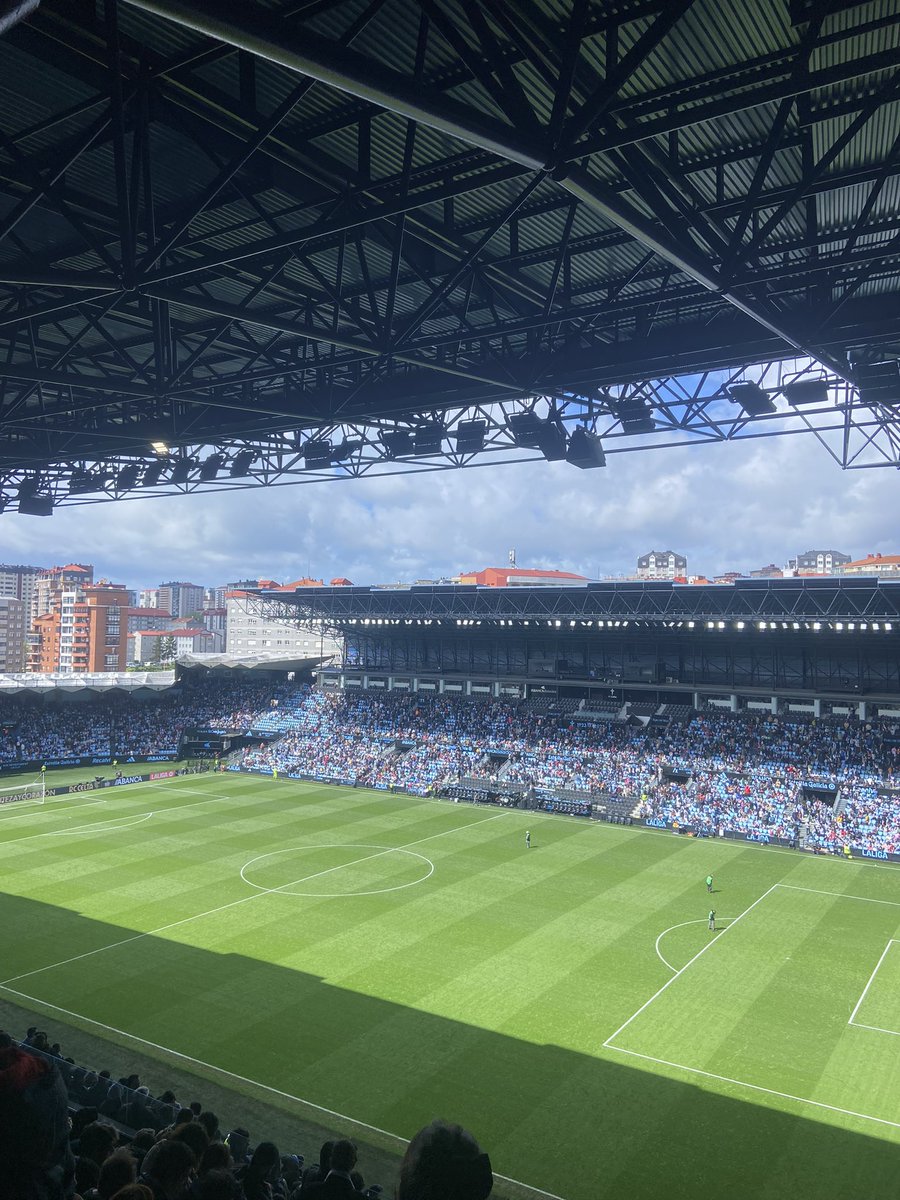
[0,1031,76,1200]
[397,1121,493,1200]
[301,1140,361,1199]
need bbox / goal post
[0,774,46,807]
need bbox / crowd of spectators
[231,691,900,855]
[0,682,297,764]
[1,1027,494,1200]
[3,678,900,856]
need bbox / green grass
[2,774,900,1200]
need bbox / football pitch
[2,773,900,1200]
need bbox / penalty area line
[604,883,779,1049]
[605,1043,900,1133]
[0,985,566,1200]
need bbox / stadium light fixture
[728,382,775,416]
[230,450,255,477]
[835,622,844,631]
[736,621,745,629]
[886,622,893,631]
[302,440,333,469]
[142,460,165,487]
[69,470,110,495]
[783,379,829,406]
[17,479,53,516]
[116,463,141,490]
[331,439,363,462]
[412,423,445,455]
[171,458,196,485]
[758,621,767,630]
[455,420,486,454]
[380,429,414,458]
[566,428,606,469]
[199,453,225,481]
[151,440,169,455]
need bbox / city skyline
[1,435,898,590]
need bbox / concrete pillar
[813,698,822,718]
[692,691,700,710]
[730,694,738,712]
[465,679,472,696]
[492,681,500,698]
[438,678,445,694]
[412,677,418,692]
[362,674,369,691]
[771,695,779,715]
[858,700,867,720]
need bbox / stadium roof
[1,1,900,511]
[0,670,176,693]
[251,575,900,624]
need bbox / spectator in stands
[397,1120,493,1200]
[169,1122,209,1163]
[76,1122,119,1169]
[301,1139,360,1198]
[0,1030,75,1200]
[110,1187,154,1200]
[139,1139,196,1200]
[235,1140,283,1200]
[193,1169,242,1200]
[95,1149,139,1199]
[301,1141,333,1190]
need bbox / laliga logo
[862,848,888,860]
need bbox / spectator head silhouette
[398,1120,493,1200]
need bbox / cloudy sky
[2,433,898,590]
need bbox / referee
[708,909,716,931]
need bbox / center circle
[240,843,434,898]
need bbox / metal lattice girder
[247,576,900,626]
[0,0,899,507]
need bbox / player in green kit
[706,874,713,893]
[525,830,531,849]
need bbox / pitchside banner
[0,751,178,775]
[642,818,900,862]
[0,768,180,804]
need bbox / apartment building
[0,597,27,671]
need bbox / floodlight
[507,412,565,460]
[199,453,225,481]
[17,480,52,516]
[68,470,108,495]
[230,450,255,477]
[151,440,170,455]
[331,439,363,462]
[507,411,544,447]
[142,460,165,487]
[303,440,333,469]
[455,420,486,454]
[616,396,656,433]
[566,428,606,469]
[116,463,141,490]
[728,382,775,415]
[783,379,828,406]
[380,429,414,457]
[412,423,445,455]
[170,458,195,484]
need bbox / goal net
[0,774,46,808]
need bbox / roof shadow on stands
[0,889,897,1200]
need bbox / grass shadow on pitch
[0,889,897,1200]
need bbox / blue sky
[2,433,898,590]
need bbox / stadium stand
[2,679,900,855]
[0,1027,404,1199]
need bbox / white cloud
[3,435,898,588]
